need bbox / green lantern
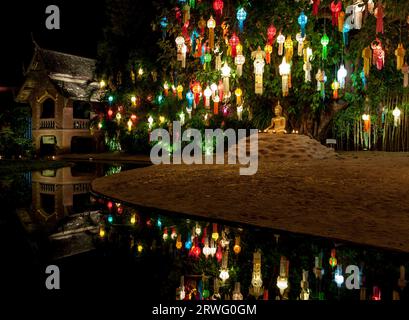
[321,34,329,60]
[204,53,212,70]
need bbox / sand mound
[231,133,336,161]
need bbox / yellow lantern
[177,85,184,100]
[212,223,219,241]
[131,95,137,106]
[130,214,137,225]
[207,16,216,50]
[264,44,273,64]
[233,235,241,254]
[395,43,406,71]
[362,46,372,77]
[284,35,293,62]
[99,227,105,238]
[127,119,133,132]
[176,234,183,250]
[235,88,243,106]
[137,244,143,253]
[99,80,106,89]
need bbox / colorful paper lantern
[235,53,246,77]
[252,47,266,95]
[221,62,231,94]
[330,1,342,26]
[236,7,247,32]
[235,88,243,106]
[296,33,305,57]
[284,35,294,62]
[207,16,216,50]
[371,38,385,70]
[375,2,384,34]
[298,11,308,38]
[331,80,340,99]
[267,25,277,45]
[395,43,406,71]
[393,107,401,127]
[362,46,372,77]
[264,44,273,64]
[229,33,240,58]
[312,0,320,16]
[329,249,337,267]
[204,86,212,108]
[277,32,285,56]
[321,34,329,60]
[334,266,344,287]
[213,95,220,114]
[279,57,291,97]
[213,0,224,19]
[337,64,347,89]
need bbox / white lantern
[277,33,285,56]
[235,54,246,77]
[367,0,374,14]
[210,82,218,99]
[337,64,348,88]
[277,276,289,294]
[254,58,265,95]
[204,86,212,108]
[221,62,231,94]
[175,36,185,62]
[296,33,305,57]
[334,266,344,288]
[148,116,154,129]
[279,57,291,96]
[232,282,243,300]
[393,107,401,127]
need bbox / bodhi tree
[97,0,409,145]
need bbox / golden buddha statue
[265,101,287,134]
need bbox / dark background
[0,0,104,86]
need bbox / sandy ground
[92,134,409,253]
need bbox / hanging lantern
[192,81,202,107]
[176,234,183,250]
[221,62,231,94]
[331,80,340,99]
[250,250,263,298]
[235,53,246,77]
[171,227,177,240]
[303,46,313,83]
[127,119,133,132]
[375,2,384,34]
[267,25,277,45]
[148,116,154,129]
[213,0,224,20]
[204,86,212,109]
[198,16,206,36]
[232,282,243,300]
[177,85,184,100]
[402,63,409,88]
[253,47,266,95]
[353,1,365,29]
[362,46,372,77]
[330,1,342,26]
[211,223,219,241]
[277,32,285,56]
[295,33,305,57]
[321,34,329,60]
[182,3,190,24]
[162,227,169,241]
[298,11,308,38]
[312,0,320,16]
[175,36,185,62]
[215,245,222,262]
[107,108,113,119]
[284,35,294,62]
[395,43,406,71]
[329,249,337,267]
[264,44,273,64]
[207,16,216,50]
[338,11,345,32]
[343,20,351,46]
[213,95,220,114]
[300,270,310,300]
[279,57,291,97]
[204,52,212,70]
[334,265,344,288]
[237,7,247,33]
[99,226,105,238]
[393,107,401,127]
[160,17,168,39]
[203,237,211,257]
[277,256,289,295]
[362,113,371,133]
[371,38,385,70]
[235,88,243,107]
[372,286,381,300]
[233,235,241,254]
[219,251,229,281]
[337,64,347,89]
[229,33,240,58]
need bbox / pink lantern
[267,25,277,45]
[229,33,240,58]
[371,38,385,70]
[213,0,224,20]
[312,0,320,16]
[375,2,385,34]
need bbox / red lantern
[107,109,113,118]
[213,0,224,20]
[329,249,337,267]
[312,0,320,17]
[175,7,182,24]
[267,25,277,45]
[372,286,381,300]
[201,227,207,245]
[375,2,384,34]
[371,38,385,70]
[192,81,202,106]
[330,1,342,26]
[215,245,223,262]
[107,201,113,210]
[229,33,240,58]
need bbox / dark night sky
[0,0,104,86]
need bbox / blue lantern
[360,70,367,89]
[200,44,206,65]
[107,215,113,224]
[298,11,308,38]
[108,95,114,104]
[185,233,192,250]
[186,91,194,108]
[160,17,168,39]
[236,7,247,33]
[190,29,199,55]
[343,22,351,46]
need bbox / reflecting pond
[1,161,408,300]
